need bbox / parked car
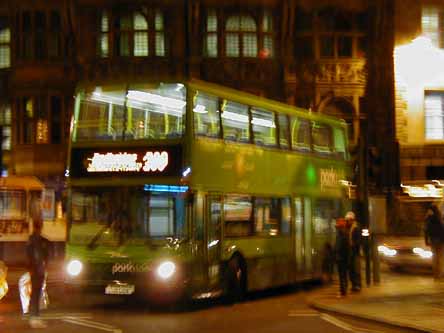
[378,236,432,272]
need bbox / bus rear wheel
[224,256,246,303]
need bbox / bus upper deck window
[193,91,220,138]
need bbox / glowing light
[144,185,189,193]
[221,110,249,123]
[193,105,208,114]
[156,261,176,279]
[182,167,191,177]
[86,151,169,173]
[127,90,186,110]
[413,247,433,259]
[67,260,83,276]
[142,151,168,172]
[361,229,370,237]
[208,240,219,248]
[394,36,444,87]
[87,152,142,172]
[251,118,276,128]
[401,183,443,198]
[377,245,397,257]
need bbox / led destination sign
[87,151,169,173]
[70,145,182,178]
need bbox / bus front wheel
[224,256,246,303]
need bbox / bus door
[294,197,313,279]
[192,193,207,290]
[206,195,222,290]
[303,198,313,275]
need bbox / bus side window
[278,114,290,149]
[312,122,333,155]
[291,117,311,153]
[254,197,280,236]
[333,127,347,159]
[221,101,250,143]
[193,91,220,138]
[224,195,253,237]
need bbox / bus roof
[0,176,44,191]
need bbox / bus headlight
[156,261,176,280]
[67,260,83,277]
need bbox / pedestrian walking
[335,217,350,297]
[424,203,444,280]
[26,214,50,329]
[345,211,362,292]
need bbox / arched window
[98,9,165,58]
[225,15,257,57]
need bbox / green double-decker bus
[64,80,352,303]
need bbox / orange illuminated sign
[87,151,169,173]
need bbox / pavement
[4,261,65,288]
[3,262,444,333]
[307,268,444,333]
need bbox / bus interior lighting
[126,90,186,110]
[193,105,208,114]
[144,185,189,193]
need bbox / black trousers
[349,253,361,290]
[30,273,44,317]
[337,260,348,295]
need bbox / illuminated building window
[204,10,218,57]
[0,105,11,151]
[424,91,444,140]
[422,7,444,49]
[0,17,10,68]
[16,95,64,144]
[134,13,148,56]
[226,15,257,57]
[155,11,165,56]
[98,12,109,57]
[102,9,165,58]
[204,10,274,59]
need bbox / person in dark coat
[346,211,361,292]
[424,203,444,280]
[26,215,50,328]
[335,217,350,297]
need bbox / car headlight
[67,259,83,277]
[378,245,397,257]
[413,247,433,259]
[156,261,176,280]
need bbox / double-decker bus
[64,80,352,303]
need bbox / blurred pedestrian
[335,217,350,297]
[424,203,444,280]
[26,214,50,329]
[345,211,362,292]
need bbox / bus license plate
[105,284,135,295]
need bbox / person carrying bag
[26,214,50,328]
